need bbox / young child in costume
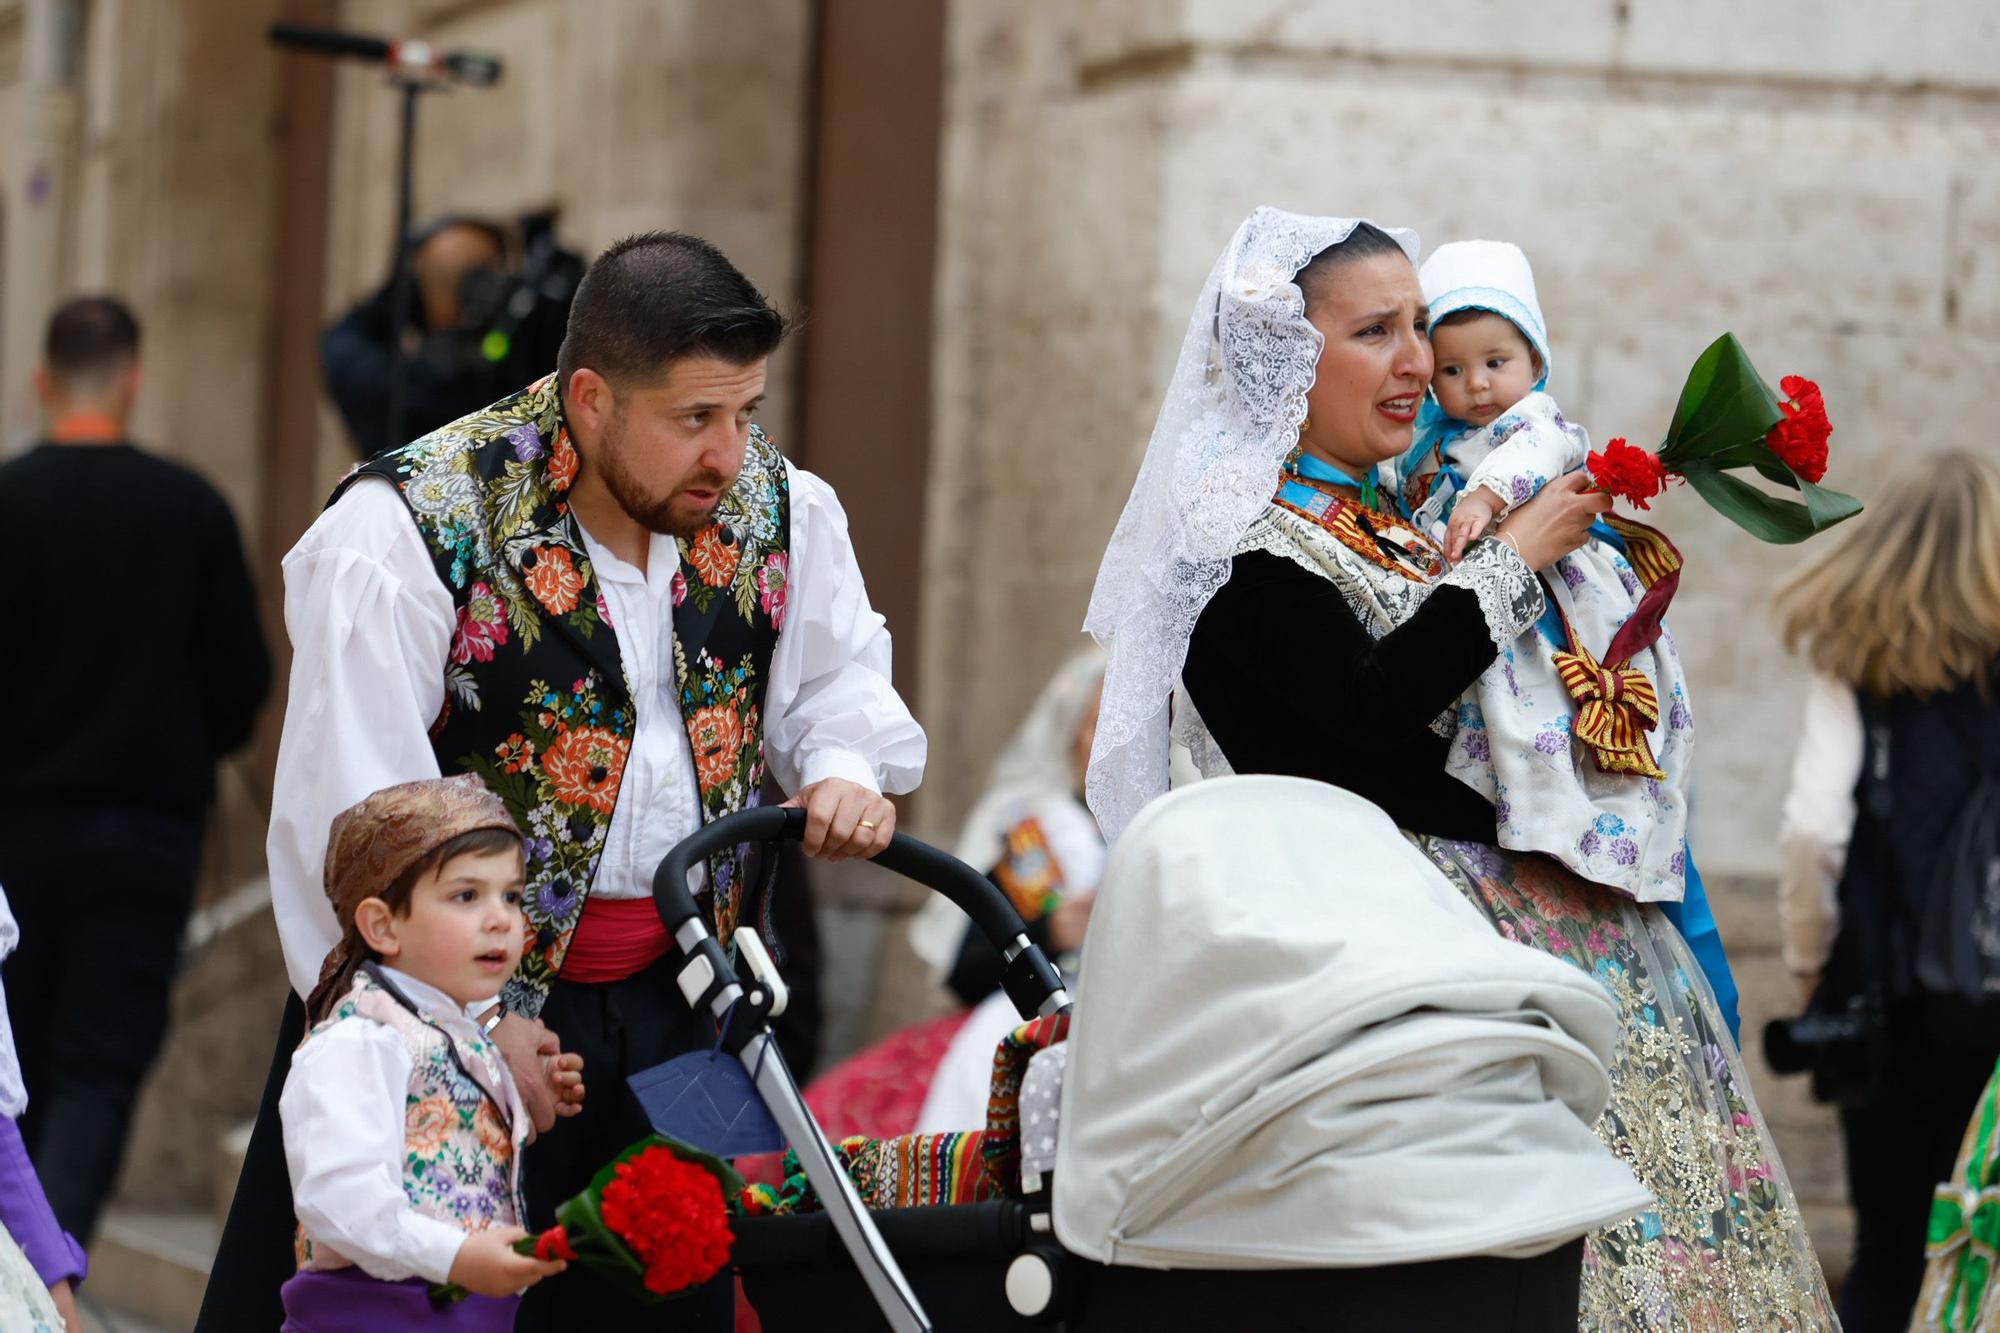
[1391,239,1696,906]
[279,775,574,1331]
[0,887,87,1333]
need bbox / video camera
[453,210,582,383]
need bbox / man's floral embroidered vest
[294,968,525,1271]
[338,374,791,1016]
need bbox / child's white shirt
[280,968,505,1284]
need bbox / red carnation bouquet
[1585,334,1860,542]
[432,1136,742,1306]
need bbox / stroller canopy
[1052,777,1649,1270]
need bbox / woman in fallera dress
[1083,206,1836,1330]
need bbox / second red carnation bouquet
[1586,334,1859,543]
[431,1135,742,1306]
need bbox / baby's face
[1429,313,1541,427]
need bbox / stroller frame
[650,806,1071,1332]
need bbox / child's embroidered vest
[295,968,527,1272]
[337,374,791,1015]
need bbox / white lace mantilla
[1083,207,1421,842]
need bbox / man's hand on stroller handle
[785,778,896,862]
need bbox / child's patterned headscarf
[308,775,521,1021]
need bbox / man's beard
[597,414,731,540]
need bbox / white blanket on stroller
[1052,776,1649,1269]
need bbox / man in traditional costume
[201,231,924,1331]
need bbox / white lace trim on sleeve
[1438,538,1544,650]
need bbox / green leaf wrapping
[1648,333,1862,543]
[430,1135,746,1307]
[1798,476,1865,529]
[1677,463,1823,543]
[1660,333,1785,467]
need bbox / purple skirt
[280,1267,518,1332]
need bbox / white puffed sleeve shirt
[267,463,927,999]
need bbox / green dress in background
[1912,1058,2000,1332]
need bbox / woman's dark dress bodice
[1181,548,1503,843]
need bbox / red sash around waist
[558,896,671,984]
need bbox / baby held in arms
[1393,240,1695,904]
[1431,309,1555,563]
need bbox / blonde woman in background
[1774,451,2000,1332]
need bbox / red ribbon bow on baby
[1545,515,1683,783]
[1551,641,1668,781]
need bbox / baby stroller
[649,778,1649,1331]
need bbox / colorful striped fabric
[1547,513,1684,781]
[1550,635,1668,781]
[742,1010,1074,1216]
[1602,514,1681,590]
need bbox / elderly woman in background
[1086,206,1836,1329]
[1772,454,2000,1332]
[910,646,1105,1131]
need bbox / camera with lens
[453,212,582,382]
[1763,994,1891,1105]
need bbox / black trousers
[198,959,730,1332]
[197,992,304,1332]
[1838,1046,2000,1332]
[0,802,203,1245]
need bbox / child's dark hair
[372,827,524,921]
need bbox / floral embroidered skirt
[1414,836,1837,1332]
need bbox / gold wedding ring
[857,820,878,831]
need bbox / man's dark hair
[1295,222,1411,306]
[555,231,787,400]
[44,296,141,381]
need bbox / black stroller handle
[651,805,1069,1020]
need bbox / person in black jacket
[321,214,582,457]
[1773,452,2000,1331]
[0,296,272,1245]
